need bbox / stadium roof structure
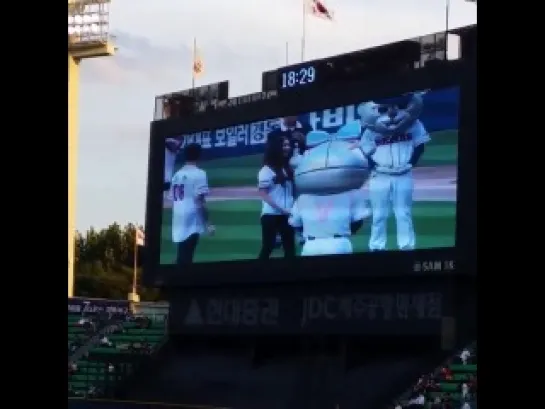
[449,24,476,36]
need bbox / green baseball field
[159,130,458,264]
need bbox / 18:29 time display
[280,66,317,89]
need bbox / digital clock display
[279,66,317,89]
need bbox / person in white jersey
[164,137,182,201]
[267,116,312,248]
[357,94,430,251]
[170,143,215,266]
[257,135,296,260]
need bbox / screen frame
[144,60,475,288]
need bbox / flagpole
[192,37,197,90]
[445,0,450,35]
[301,0,306,62]
[285,41,289,65]
[132,227,138,295]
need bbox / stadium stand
[121,335,447,409]
[68,313,99,355]
[69,303,168,399]
[391,342,477,409]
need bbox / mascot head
[291,121,371,196]
[358,102,382,129]
[366,92,426,136]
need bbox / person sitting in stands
[441,393,453,409]
[468,374,477,395]
[100,335,113,348]
[460,348,471,365]
[461,381,469,400]
[77,317,89,326]
[68,362,78,375]
[87,385,99,398]
[425,377,439,393]
[414,376,426,394]
[430,397,442,409]
[460,398,472,409]
[440,365,453,381]
[80,317,97,334]
[406,392,425,409]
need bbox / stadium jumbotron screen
[153,86,459,278]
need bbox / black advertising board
[167,274,474,336]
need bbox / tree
[74,223,161,301]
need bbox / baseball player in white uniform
[170,143,215,266]
[359,101,430,251]
[289,190,370,256]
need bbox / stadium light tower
[68,0,115,297]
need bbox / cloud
[80,32,296,96]
[81,31,191,88]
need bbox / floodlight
[68,0,111,45]
[67,0,115,298]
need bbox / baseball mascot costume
[288,121,372,256]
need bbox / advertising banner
[168,279,457,335]
[175,87,458,160]
[68,298,130,315]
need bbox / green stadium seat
[438,382,459,392]
[449,363,477,372]
[453,373,470,381]
[428,391,462,401]
[69,311,168,399]
[109,334,164,343]
[72,374,104,382]
[70,381,87,388]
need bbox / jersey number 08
[172,184,185,201]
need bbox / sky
[76,0,477,231]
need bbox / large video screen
[159,86,459,267]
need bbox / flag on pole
[305,0,334,21]
[192,47,204,79]
[136,228,145,246]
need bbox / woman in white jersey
[257,136,296,260]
